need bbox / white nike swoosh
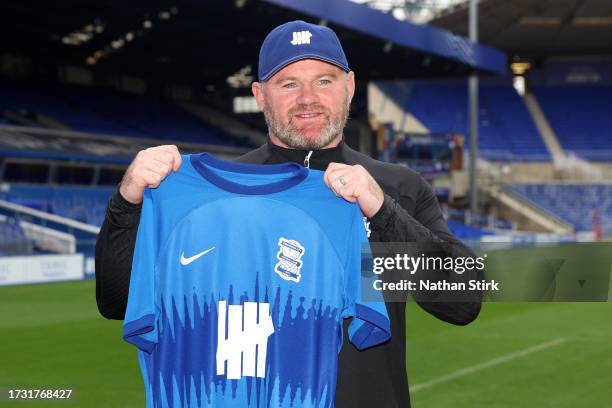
[180,247,215,266]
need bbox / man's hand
[323,162,384,218]
[119,145,182,205]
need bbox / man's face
[252,59,355,150]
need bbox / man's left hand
[323,162,384,218]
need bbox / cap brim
[261,54,350,82]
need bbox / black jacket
[95,141,482,408]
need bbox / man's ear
[347,71,356,102]
[252,82,265,111]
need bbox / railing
[0,199,99,257]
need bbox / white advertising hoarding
[0,254,84,286]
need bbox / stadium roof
[265,0,505,75]
[1,0,506,88]
[430,0,612,58]
[349,0,468,24]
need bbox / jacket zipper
[304,150,313,168]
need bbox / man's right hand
[119,145,182,205]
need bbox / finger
[150,151,176,169]
[341,173,366,200]
[157,144,180,153]
[329,176,353,200]
[324,162,349,183]
[151,151,180,174]
[334,183,358,203]
[143,169,164,188]
[334,175,348,192]
[148,158,173,176]
[347,182,360,200]
[156,145,182,171]
[336,173,354,191]
[323,167,335,188]
[324,168,349,187]
[328,182,341,197]
[324,170,340,189]
[326,162,349,171]
[170,150,182,171]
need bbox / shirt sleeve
[343,206,391,351]
[122,188,158,353]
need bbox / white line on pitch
[411,337,567,393]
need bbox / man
[96,20,482,407]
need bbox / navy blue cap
[258,20,350,82]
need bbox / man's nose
[296,84,320,106]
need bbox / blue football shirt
[123,153,391,408]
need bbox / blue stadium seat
[446,219,494,239]
[0,79,134,136]
[378,80,550,162]
[0,80,252,147]
[2,185,114,227]
[533,85,612,161]
[505,183,612,231]
[0,216,32,255]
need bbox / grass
[406,302,612,408]
[1,242,610,407]
[0,280,143,407]
[406,241,612,407]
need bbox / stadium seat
[2,185,114,227]
[505,183,612,231]
[446,219,495,239]
[0,216,32,255]
[378,80,550,162]
[533,85,612,161]
[0,80,252,147]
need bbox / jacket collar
[265,137,346,170]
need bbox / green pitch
[0,243,610,407]
[0,280,143,407]
[406,301,612,408]
[407,241,612,408]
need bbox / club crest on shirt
[274,237,305,283]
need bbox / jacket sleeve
[95,189,142,320]
[369,179,483,326]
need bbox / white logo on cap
[290,31,312,45]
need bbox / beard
[262,91,350,150]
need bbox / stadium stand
[446,219,494,239]
[0,182,502,241]
[1,185,114,227]
[444,206,510,238]
[0,79,138,136]
[0,215,31,255]
[532,85,612,161]
[378,80,550,162]
[0,79,252,147]
[505,183,612,231]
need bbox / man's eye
[283,82,297,89]
[319,79,332,85]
